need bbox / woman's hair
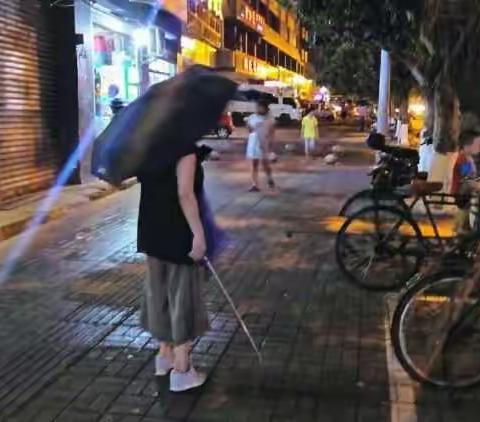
[257,99,270,111]
[459,130,480,149]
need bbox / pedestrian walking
[301,107,319,158]
[358,104,368,132]
[137,146,212,393]
[246,100,276,192]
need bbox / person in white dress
[246,100,276,192]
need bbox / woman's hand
[189,234,207,262]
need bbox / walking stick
[203,257,263,364]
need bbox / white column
[377,49,391,135]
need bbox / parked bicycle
[390,211,480,388]
[335,180,473,291]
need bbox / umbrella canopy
[92,65,238,185]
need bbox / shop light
[292,74,306,85]
[257,64,268,78]
[181,36,196,51]
[133,28,150,48]
[409,103,426,115]
[265,80,287,88]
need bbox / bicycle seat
[382,145,419,163]
[409,180,443,196]
[415,172,429,181]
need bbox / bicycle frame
[390,191,480,253]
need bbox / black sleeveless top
[137,148,204,265]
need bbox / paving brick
[99,415,142,422]
[109,395,155,416]
[55,410,100,422]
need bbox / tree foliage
[300,0,480,152]
[299,0,480,89]
[318,41,379,98]
[298,0,424,81]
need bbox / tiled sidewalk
[1,131,479,421]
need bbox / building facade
[179,0,223,69]
[218,0,313,98]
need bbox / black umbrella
[92,65,238,185]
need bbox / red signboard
[238,5,265,34]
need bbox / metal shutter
[0,0,60,201]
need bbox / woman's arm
[265,119,275,151]
[246,116,255,133]
[177,154,206,261]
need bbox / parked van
[228,89,302,125]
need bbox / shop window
[267,44,278,66]
[257,39,267,61]
[237,31,246,52]
[224,23,236,50]
[93,28,139,119]
[258,1,268,19]
[247,32,256,56]
[269,12,280,32]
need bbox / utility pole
[377,49,391,135]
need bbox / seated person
[451,130,480,233]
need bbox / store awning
[95,0,182,36]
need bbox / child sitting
[451,130,480,233]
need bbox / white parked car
[228,90,302,125]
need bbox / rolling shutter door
[0,0,60,201]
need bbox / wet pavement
[1,126,479,422]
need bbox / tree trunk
[399,92,409,124]
[429,75,460,187]
[433,76,460,154]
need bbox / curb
[0,179,137,242]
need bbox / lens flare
[0,124,96,285]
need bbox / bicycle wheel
[392,272,480,388]
[339,189,407,217]
[335,205,424,291]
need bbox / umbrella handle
[202,257,263,364]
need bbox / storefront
[90,4,181,123]
[75,0,182,181]
[93,21,141,122]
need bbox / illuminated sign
[238,5,265,34]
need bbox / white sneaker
[155,355,173,376]
[170,367,207,392]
